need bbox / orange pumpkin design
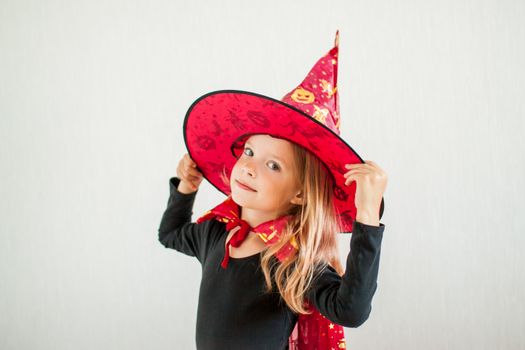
[291,87,315,104]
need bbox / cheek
[262,175,287,195]
[232,167,240,181]
[231,161,241,176]
[229,164,237,186]
[274,176,298,197]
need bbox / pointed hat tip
[334,30,340,47]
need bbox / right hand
[176,154,204,193]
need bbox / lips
[235,179,257,192]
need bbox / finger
[186,171,202,181]
[179,158,187,169]
[187,167,203,177]
[185,154,197,168]
[344,168,369,173]
[184,160,195,171]
[187,174,202,181]
[345,176,357,186]
[345,173,365,185]
[184,165,201,179]
[176,163,185,178]
[187,174,201,181]
[182,167,196,181]
[182,155,190,168]
[364,160,381,170]
[343,169,368,178]
[344,178,356,186]
[180,167,188,180]
[345,163,369,169]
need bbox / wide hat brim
[183,89,384,233]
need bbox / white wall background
[1,0,524,349]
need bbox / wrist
[356,211,380,227]
[177,180,197,194]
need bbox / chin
[231,190,246,206]
[230,192,241,205]
[231,189,255,208]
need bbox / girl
[158,31,387,349]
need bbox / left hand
[343,160,388,225]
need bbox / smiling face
[230,134,303,220]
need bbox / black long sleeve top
[158,177,385,350]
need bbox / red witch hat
[183,30,384,232]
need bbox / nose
[242,162,256,177]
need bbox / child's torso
[195,221,297,349]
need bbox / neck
[240,206,286,228]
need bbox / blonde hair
[260,142,344,314]
[220,138,344,314]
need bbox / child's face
[230,134,303,217]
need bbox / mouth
[235,179,257,192]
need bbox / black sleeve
[157,176,211,263]
[306,220,385,328]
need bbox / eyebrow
[245,141,287,165]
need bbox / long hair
[258,143,344,314]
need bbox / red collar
[196,195,298,269]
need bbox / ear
[290,190,304,206]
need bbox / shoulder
[201,218,229,243]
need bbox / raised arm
[157,177,209,263]
[306,220,385,328]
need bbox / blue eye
[243,147,280,171]
[268,162,280,171]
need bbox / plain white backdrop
[1,0,524,349]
